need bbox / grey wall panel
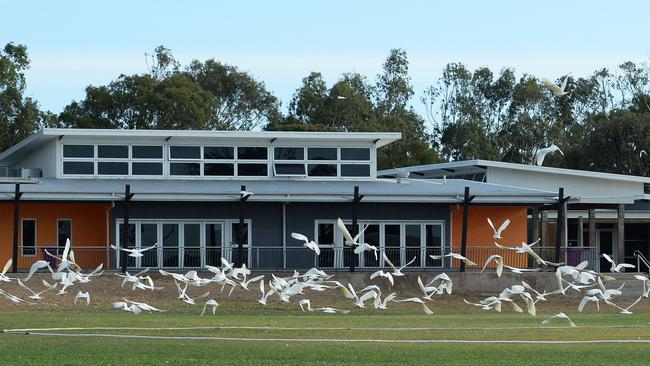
[111,201,284,247]
[111,201,450,249]
[284,202,450,247]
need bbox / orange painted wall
[450,205,529,268]
[0,202,112,270]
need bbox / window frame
[315,219,445,269]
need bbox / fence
[16,245,599,272]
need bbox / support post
[459,187,474,272]
[555,187,566,264]
[617,204,625,264]
[237,185,248,268]
[120,184,134,273]
[541,211,548,246]
[588,209,596,248]
[531,207,540,242]
[350,186,360,272]
[577,216,584,247]
[11,184,22,273]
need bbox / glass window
[308,147,337,160]
[317,223,335,268]
[341,164,370,177]
[204,146,234,160]
[238,163,268,176]
[231,222,249,266]
[22,219,36,256]
[341,148,370,160]
[384,224,401,267]
[205,223,223,266]
[162,223,179,267]
[57,220,71,247]
[170,163,200,176]
[274,163,306,175]
[205,163,234,176]
[184,223,201,267]
[274,147,304,160]
[426,224,443,266]
[98,145,128,158]
[118,223,136,267]
[140,223,158,267]
[98,162,128,175]
[318,223,334,245]
[63,145,93,158]
[307,164,337,177]
[132,146,162,159]
[63,161,94,175]
[405,224,421,267]
[170,146,200,159]
[364,224,380,267]
[238,147,267,160]
[132,162,163,176]
[231,222,249,245]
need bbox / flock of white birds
[0,216,648,328]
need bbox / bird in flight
[601,253,635,273]
[542,312,576,327]
[291,232,321,255]
[533,144,564,166]
[111,243,158,258]
[543,77,569,97]
[487,218,510,240]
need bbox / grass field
[2,299,650,365]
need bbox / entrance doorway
[597,229,616,272]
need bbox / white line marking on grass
[3,325,650,333]
[9,332,650,344]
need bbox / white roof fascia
[45,128,401,147]
[0,192,555,204]
[380,159,650,184]
[0,128,401,164]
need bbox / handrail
[634,250,650,273]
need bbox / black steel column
[555,187,564,264]
[350,186,360,272]
[120,184,134,273]
[237,185,247,267]
[11,184,22,273]
[459,187,473,272]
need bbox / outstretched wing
[336,218,354,244]
[291,232,309,243]
[497,219,510,235]
[1,259,11,276]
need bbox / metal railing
[634,250,650,274]
[15,245,600,272]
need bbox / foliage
[424,59,650,175]
[59,46,281,131]
[0,43,51,152]
[273,49,440,169]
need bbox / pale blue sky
[2,0,649,120]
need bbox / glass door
[162,223,179,268]
[140,223,158,268]
[205,223,223,267]
[183,223,201,268]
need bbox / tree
[269,49,440,168]
[186,59,282,130]
[60,46,281,131]
[374,49,439,168]
[59,73,216,130]
[0,43,49,152]
[287,72,328,125]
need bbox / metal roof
[0,128,402,164]
[378,159,650,184]
[0,177,557,204]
